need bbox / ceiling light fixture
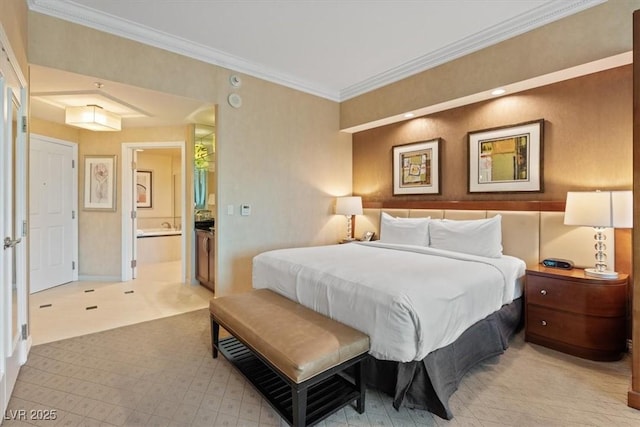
[491,88,506,96]
[65,105,122,131]
[403,112,415,118]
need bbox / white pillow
[429,215,503,258]
[379,212,430,246]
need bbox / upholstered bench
[210,289,370,427]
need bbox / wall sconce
[207,193,216,206]
[564,190,632,278]
[65,105,121,131]
[335,196,363,241]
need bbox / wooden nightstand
[525,265,628,361]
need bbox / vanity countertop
[195,219,215,231]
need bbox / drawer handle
[541,320,547,326]
[540,289,547,295]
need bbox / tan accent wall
[28,12,351,294]
[0,0,27,75]
[353,65,632,202]
[341,0,640,130]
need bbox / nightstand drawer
[526,305,626,353]
[526,275,626,317]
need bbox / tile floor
[6,263,640,426]
[29,261,214,345]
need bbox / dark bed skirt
[364,297,523,420]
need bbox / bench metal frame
[211,315,367,427]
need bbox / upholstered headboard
[354,207,614,269]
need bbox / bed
[252,205,610,419]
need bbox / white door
[1,80,28,415]
[29,135,77,293]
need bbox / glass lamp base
[584,268,619,279]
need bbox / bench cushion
[210,289,370,383]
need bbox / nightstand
[525,265,628,361]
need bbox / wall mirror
[194,124,216,219]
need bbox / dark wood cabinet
[196,229,215,292]
[525,265,628,361]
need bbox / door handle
[4,236,21,250]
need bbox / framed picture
[468,119,544,193]
[136,170,153,208]
[83,155,117,211]
[392,139,441,195]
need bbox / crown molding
[27,0,340,101]
[339,0,606,100]
[29,0,605,103]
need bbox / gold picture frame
[468,119,544,193]
[392,139,441,195]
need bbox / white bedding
[252,241,526,362]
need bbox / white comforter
[252,241,525,362]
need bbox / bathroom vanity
[195,220,215,292]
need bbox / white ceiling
[27,0,606,130]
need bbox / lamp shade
[335,196,363,216]
[611,191,633,228]
[564,191,632,228]
[65,105,121,131]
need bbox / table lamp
[564,190,632,278]
[335,196,363,241]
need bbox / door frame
[29,134,79,289]
[121,141,187,282]
[0,24,28,415]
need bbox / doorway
[121,142,187,283]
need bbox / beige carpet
[4,308,640,426]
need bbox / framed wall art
[83,155,117,211]
[136,170,153,208]
[393,139,441,195]
[468,119,544,193]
